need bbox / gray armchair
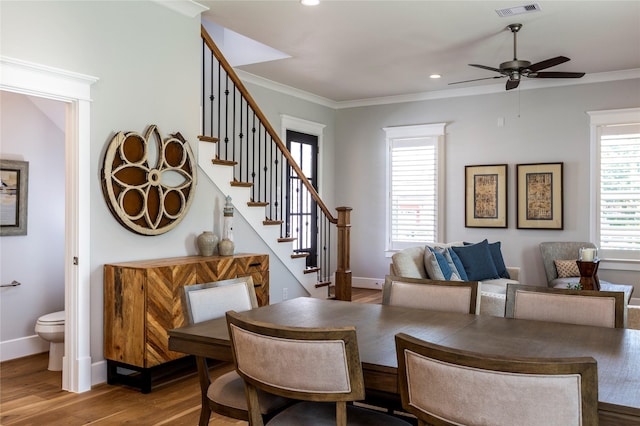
[539,241,597,287]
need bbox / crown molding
[236,67,640,110]
[152,0,208,18]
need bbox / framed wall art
[516,162,563,230]
[465,164,508,228]
[0,159,29,236]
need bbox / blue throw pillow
[424,246,454,280]
[446,248,468,281]
[488,241,510,279]
[451,239,500,281]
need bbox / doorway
[0,57,97,392]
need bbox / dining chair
[225,310,412,426]
[383,275,480,314]
[181,277,291,425]
[395,332,599,426]
[505,283,627,328]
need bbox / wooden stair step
[263,220,283,226]
[231,181,253,188]
[198,135,219,143]
[315,280,331,288]
[278,237,296,243]
[248,201,269,207]
[304,267,320,274]
[212,158,237,166]
[291,252,309,259]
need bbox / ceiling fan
[450,23,585,90]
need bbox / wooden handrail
[201,26,337,224]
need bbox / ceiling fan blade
[448,76,504,85]
[528,56,570,72]
[469,64,502,73]
[506,79,520,90]
[533,71,586,78]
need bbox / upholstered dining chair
[395,332,599,426]
[225,310,411,426]
[505,283,627,328]
[383,275,480,314]
[181,277,291,425]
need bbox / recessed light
[301,0,320,5]
[430,74,441,79]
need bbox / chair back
[505,283,626,328]
[226,310,366,425]
[395,333,599,426]
[181,277,258,324]
[383,275,480,314]
[539,241,596,285]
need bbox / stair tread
[212,158,237,166]
[263,220,283,225]
[315,280,331,288]
[198,135,219,143]
[248,201,269,207]
[278,237,296,242]
[231,181,253,187]
[304,267,320,274]
[291,252,310,259]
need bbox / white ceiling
[199,0,640,103]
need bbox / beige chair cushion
[187,282,253,323]
[387,281,473,314]
[513,290,617,328]
[208,371,290,415]
[403,350,584,426]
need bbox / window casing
[588,108,640,268]
[385,123,446,253]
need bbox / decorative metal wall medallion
[101,125,197,235]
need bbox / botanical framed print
[0,159,29,236]
[516,162,563,229]
[465,164,508,228]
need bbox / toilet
[35,311,65,371]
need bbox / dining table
[168,297,640,426]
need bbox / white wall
[335,79,640,293]
[0,92,65,357]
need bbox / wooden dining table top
[168,296,640,425]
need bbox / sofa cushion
[488,241,510,279]
[451,239,500,281]
[391,246,428,279]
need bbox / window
[384,123,446,253]
[588,108,640,266]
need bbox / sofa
[390,240,519,317]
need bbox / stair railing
[200,25,352,300]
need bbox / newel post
[334,206,352,301]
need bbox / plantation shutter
[598,124,640,255]
[389,137,438,250]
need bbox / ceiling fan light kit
[450,23,585,90]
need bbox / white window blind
[385,123,445,252]
[598,124,640,254]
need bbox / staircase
[198,26,352,300]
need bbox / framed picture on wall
[516,162,563,230]
[0,159,29,236]
[465,164,508,228]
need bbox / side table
[576,259,600,291]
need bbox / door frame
[1,56,98,392]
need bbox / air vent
[495,3,541,17]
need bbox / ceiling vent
[495,4,541,17]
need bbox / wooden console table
[103,253,269,392]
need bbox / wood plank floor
[0,288,382,425]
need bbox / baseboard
[352,276,384,290]
[0,334,49,362]
[92,359,107,386]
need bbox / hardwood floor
[0,288,382,425]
